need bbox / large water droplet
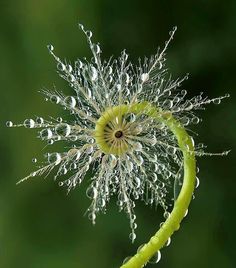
[129,232,136,242]
[24,119,35,128]
[149,250,161,264]
[65,96,77,108]
[50,95,60,104]
[57,62,66,71]
[40,128,53,140]
[55,123,71,137]
[91,66,98,81]
[48,153,61,165]
[133,142,142,151]
[6,121,13,127]
[141,73,149,82]
[213,98,221,104]
[47,44,54,51]
[122,256,132,265]
[32,158,37,163]
[36,117,44,125]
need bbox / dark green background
[1,1,235,267]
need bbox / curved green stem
[119,102,196,268]
[94,102,196,268]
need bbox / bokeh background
[1,1,235,267]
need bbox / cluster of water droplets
[6,24,230,251]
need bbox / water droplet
[94,44,101,54]
[127,161,134,172]
[48,139,54,145]
[86,145,94,154]
[91,66,98,81]
[65,96,77,108]
[184,209,188,217]
[141,73,149,82]
[117,84,121,91]
[122,256,132,265]
[136,155,144,166]
[39,128,53,140]
[149,250,161,264]
[86,186,98,199]
[213,98,221,104]
[32,158,37,163]
[47,44,54,51]
[55,123,71,137]
[110,155,117,168]
[6,121,13,127]
[195,176,200,188]
[165,237,171,247]
[67,65,73,73]
[192,117,200,124]
[24,119,35,128]
[68,74,75,82]
[48,153,61,165]
[62,167,67,175]
[36,117,44,125]
[50,95,60,104]
[129,232,136,242]
[57,62,66,71]
[86,31,92,38]
[133,142,142,151]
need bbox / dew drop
[149,250,161,264]
[86,31,92,38]
[36,117,44,125]
[195,176,200,188]
[165,237,171,247]
[32,158,37,163]
[68,74,75,82]
[213,98,221,104]
[67,65,73,73]
[24,119,35,128]
[133,142,142,151]
[57,62,66,71]
[6,121,13,127]
[94,44,101,54]
[48,153,61,165]
[47,44,54,51]
[129,232,136,242]
[55,123,71,137]
[122,256,132,265]
[91,66,98,81]
[39,128,53,140]
[86,186,98,199]
[50,95,60,104]
[141,73,149,82]
[65,96,77,108]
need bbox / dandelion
[6,24,230,267]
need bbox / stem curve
[94,101,196,268]
[119,102,196,268]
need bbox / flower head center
[115,130,123,138]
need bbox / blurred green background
[1,0,235,267]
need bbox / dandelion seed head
[8,24,230,241]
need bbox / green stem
[119,102,196,268]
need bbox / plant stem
[119,102,196,268]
